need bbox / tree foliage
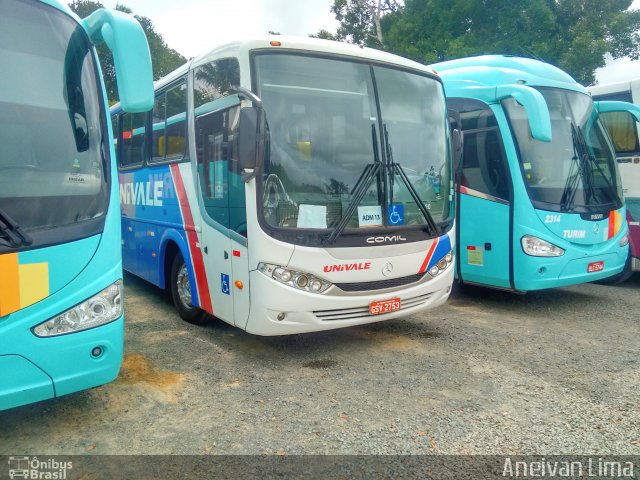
[329,0,640,85]
[331,0,400,47]
[69,0,186,104]
[309,29,338,41]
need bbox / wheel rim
[176,263,193,308]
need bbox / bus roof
[111,35,440,113]
[588,78,637,97]
[431,55,586,98]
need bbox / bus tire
[596,254,633,285]
[170,252,208,324]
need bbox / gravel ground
[1,272,639,455]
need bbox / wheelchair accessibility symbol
[221,273,230,295]
[388,204,404,225]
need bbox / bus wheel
[170,252,208,324]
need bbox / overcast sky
[102,0,640,86]
[101,0,338,58]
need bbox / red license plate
[369,298,401,315]
[588,261,604,273]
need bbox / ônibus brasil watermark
[503,457,635,478]
[7,456,72,479]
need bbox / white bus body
[112,37,456,335]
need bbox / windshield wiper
[325,125,382,244]
[383,125,438,235]
[574,124,617,204]
[560,124,583,211]
[0,207,32,248]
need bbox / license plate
[369,298,401,315]
[588,261,604,273]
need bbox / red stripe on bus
[419,237,439,273]
[171,164,213,314]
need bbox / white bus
[589,80,640,277]
[111,37,456,335]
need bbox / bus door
[452,99,512,288]
[194,99,249,326]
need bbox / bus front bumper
[0,316,124,411]
[244,266,454,336]
[0,355,54,411]
[515,245,628,291]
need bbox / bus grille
[335,272,426,292]
[313,293,432,321]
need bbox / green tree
[309,29,338,41]
[69,1,186,104]
[331,0,400,47]
[331,0,640,85]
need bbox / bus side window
[150,80,187,164]
[449,98,510,202]
[599,111,640,155]
[119,111,146,168]
[152,92,166,162]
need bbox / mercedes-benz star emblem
[382,262,393,277]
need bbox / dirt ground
[1,273,639,456]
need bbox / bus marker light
[277,312,286,321]
[270,41,282,47]
[235,280,244,289]
[233,250,241,257]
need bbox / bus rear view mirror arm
[82,9,154,113]
[495,85,552,142]
[595,100,640,122]
[466,84,552,142]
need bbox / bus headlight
[620,232,629,247]
[258,263,331,293]
[33,281,123,337]
[428,249,454,277]
[521,235,564,257]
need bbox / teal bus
[432,55,639,291]
[0,0,153,410]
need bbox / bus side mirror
[495,84,552,142]
[236,107,266,180]
[82,8,154,113]
[595,100,640,122]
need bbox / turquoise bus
[432,55,639,291]
[0,0,153,410]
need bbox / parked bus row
[2,4,639,411]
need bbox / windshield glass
[0,0,108,251]
[504,87,622,213]
[254,52,450,245]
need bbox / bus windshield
[254,53,450,244]
[0,0,108,252]
[504,87,623,213]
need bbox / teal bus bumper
[514,245,628,291]
[0,315,123,411]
